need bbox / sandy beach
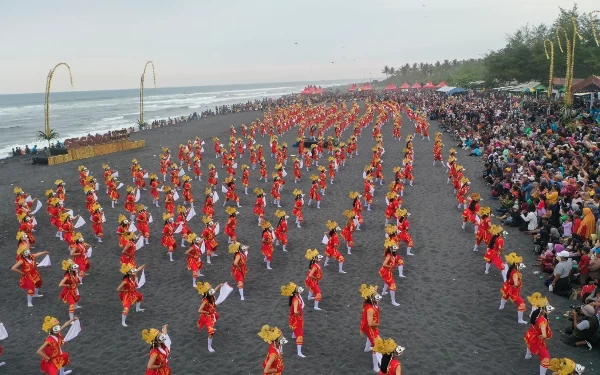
[0,106,594,374]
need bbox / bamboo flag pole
[543,39,554,100]
[44,63,74,136]
[139,61,156,125]
[555,27,571,106]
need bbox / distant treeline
[380,5,600,88]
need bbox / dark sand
[0,108,594,374]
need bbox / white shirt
[520,212,538,231]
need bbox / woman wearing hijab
[575,207,596,243]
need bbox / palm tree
[389,67,396,76]
[443,59,450,68]
[381,66,390,77]
[37,128,60,155]
[435,61,441,68]
[400,64,409,77]
[418,62,424,72]
[412,63,418,71]
[452,59,458,67]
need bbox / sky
[0,0,597,94]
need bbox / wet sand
[0,107,594,374]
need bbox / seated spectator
[561,304,599,349]
[552,250,573,297]
[520,205,538,234]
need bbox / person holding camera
[561,304,599,350]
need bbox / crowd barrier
[48,140,145,165]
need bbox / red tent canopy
[313,86,324,94]
[436,81,448,88]
[360,83,373,91]
[422,81,435,89]
[301,85,323,95]
[410,82,422,89]
[399,82,410,89]
[348,84,358,92]
[384,83,397,91]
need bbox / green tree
[382,66,390,77]
[37,128,60,155]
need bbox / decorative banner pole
[591,11,600,47]
[568,17,583,106]
[44,63,74,136]
[556,27,572,106]
[139,61,156,127]
[543,39,554,100]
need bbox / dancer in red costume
[202,188,215,217]
[69,233,90,282]
[196,281,224,352]
[258,325,286,375]
[374,337,405,375]
[185,233,204,288]
[261,220,275,270]
[253,188,266,226]
[379,239,401,306]
[524,297,554,375]
[11,243,48,307]
[181,175,194,207]
[90,203,104,242]
[305,249,323,311]
[281,282,306,357]
[224,207,239,244]
[163,186,175,216]
[473,206,491,252]
[142,324,171,375]
[37,316,78,375]
[161,213,177,261]
[484,225,508,281]
[360,284,383,372]
[396,209,415,256]
[462,192,481,233]
[59,259,81,319]
[274,210,289,252]
[201,216,219,264]
[341,209,358,254]
[292,189,304,228]
[499,253,528,324]
[117,263,146,327]
[120,231,138,267]
[323,220,346,273]
[230,242,249,301]
[136,205,151,245]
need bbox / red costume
[289,294,304,345]
[145,347,171,375]
[39,333,70,375]
[17,254,42,295]
[186,243,203,278]
[501,269,526,311]
[274,219,288,245]
[262,344,284,375]
[484,235,505,270]
[379,253,398,291]
[261,230,274,261]
[360,302,380,346]
[197,298,218,335]
[161,222,176,252]
[59,273,80,307]
[524,315,552,368]
[325,232,344,262]
[119,276,143,315]
[231,251,248,288]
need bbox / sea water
[0,80,351,158]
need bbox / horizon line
[0,78,361,97]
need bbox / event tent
[572,76,600,93]
[360,83,373,91]
[410,82,422,89]
[437,86,466,95]
[422,81,435,89]
[384,83,397,91]
[348,84,357,92]
[436,81,448,88]
[399,82,410,90]
[300,86,324,95]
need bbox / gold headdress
[46,189,55,197]
[182,175,191,181]
[349,191,359,199]
[479,206,491,216]
[260,220,272,229]
[305,248,320,260]
[177,205,186,214]
[241,164,249,170]
[42,316,60,333]
[196,281,212,295]
[526,293,550,308]
[205,188,212,195]
[78,165,86,172]
[55,179,64,186]
[505,252,523,265]
[257,325,282,343]
[124,231,136,240]
[310,174,319,181]
[141,328,160,344]
[489,224,504,236]
[386,191,397,200]
[120,263,135,275]
[187,232,200,243]
[126,186,135,193]
[384,238,397,248]
[162,213,174,221]
[102,163,110,170]
[461,177,470,184]
[136,204,146,212]
[449,148,456,154]
[202,216,213,225]
[280,282,298,297]
[254,187,265,196]
[225,206,238,215]
[392,166,401,173]
[60,212,71,222]
[118,214,128,224]
[385,224,398,234]
[396,208,408,217]
[132,158,138,164]
[228,242,242,254]
[470,192,480,201]
[274,209,286,218]
[16,231,28,241]
[13,187,23,194]
[360,284,378,299]
[163,186,172,193]
[293,189,303,196]
[373,337,399,355]
[343,209,355,218]
[83,186,93,194]
[61,258,76,271]
[325,220,338,230]
[17,213,28,222]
